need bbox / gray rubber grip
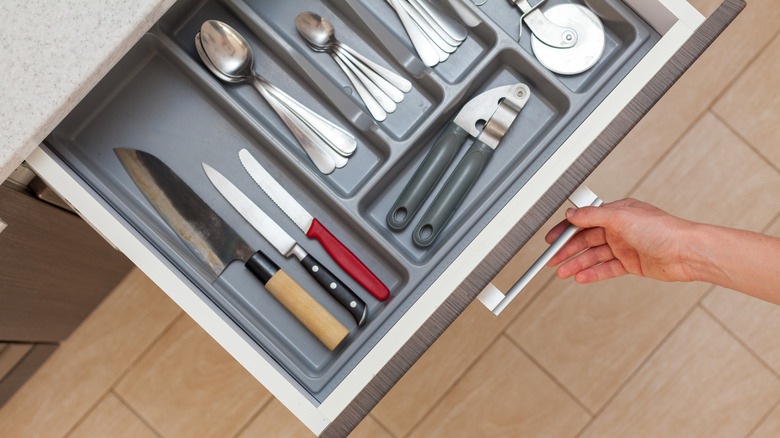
[387,123,470,230]
[413,139,494,247]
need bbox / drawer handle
[478,185,603,315]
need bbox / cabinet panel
[0,185,133,342]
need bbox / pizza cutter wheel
[510,0,605,75]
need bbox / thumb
[566,205,610,229]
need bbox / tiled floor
[2,1,780,437]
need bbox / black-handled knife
[203,163,368,326]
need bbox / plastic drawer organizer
[27,0,741,435]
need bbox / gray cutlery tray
[44,0,658,401]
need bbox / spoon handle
[251,77,341,173]
[335,51,397,114]
[387,0,441,67]
[332,53,387,121]
[336,46,405,104]
[337,43,412,93]
[260,80,357,157]
[400,0,458,54]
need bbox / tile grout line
[400,333,509,438]
[503,334,596,417]
[110,389,166,438]
[379,276,558,438]
[573,297,702,438]
[709,110,780,175]
[61,391,115,438]
[744,397,780,438]
[228,396,276,438]
[367,413,399,438]
[697,304,780,438]
[57,309,185,438]
[621,25,780,198]
[698,304,780,382]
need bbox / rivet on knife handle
[307,219,391,301]
[301,254,367,325]
[246,251,349,350]
[387,122,470,230]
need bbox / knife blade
[238,149,391,301]
[386,84,528,232]
[114,148,348,350]
[202,163,367,326]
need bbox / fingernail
[566,208,575,219]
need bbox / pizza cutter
[509,0,605,75]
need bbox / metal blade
[238,149,314,233]
[115,148,255,282]
[202,163,298,258]
[453,84,523,137]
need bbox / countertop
[0,0,176,184]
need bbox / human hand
[545,198,697,284]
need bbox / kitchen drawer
[24,0,742,435]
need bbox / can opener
[387,83,530,247]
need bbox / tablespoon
[197,21,354,170]
[296,12,400,120]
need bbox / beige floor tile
[372,288,529,436]
[585,0,780,198]
[581,308,780,438]
[67,393,157,438]
[632,112,780,231]
[0,269,181,438]
[713,34,780,169]
[115,315,269,438]
[350,415,393,438]
[507,274,707,412]
[407,336,590,438]
[749,402,780,438]
[236,399,312,438]
[701,217,780,373]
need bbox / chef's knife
[386,84,529,233]
[238,149,391,301]
[202,163,367,326]
[114,148,348,350]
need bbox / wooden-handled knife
[114,148,348,350]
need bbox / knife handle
[245,252,349,350]
[301,254,367,326]
[413,138,494,247]
[307,219,391,301]
[387,122,470,230]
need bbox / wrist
[681,222,725,284]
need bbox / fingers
[545,219,571,244]
[556,244,614,278]
[574,259,629,283]
[565,205,614,229]
[547,227,607,266]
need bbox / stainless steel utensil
[203,163,368,325]
[387,0,469,67]
[196,21,356,173]
[115,148,349,350]
[296,12,412,122]
[508,0,605,75]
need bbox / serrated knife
[239,148,391,301]
[114,148,348,350]
[202,163,367,326]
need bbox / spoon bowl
[195,34,243,84]
[295,12,335,51]
[199,20,255,81]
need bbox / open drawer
[24,0,742,435]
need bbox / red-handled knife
[239,149,390,301]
